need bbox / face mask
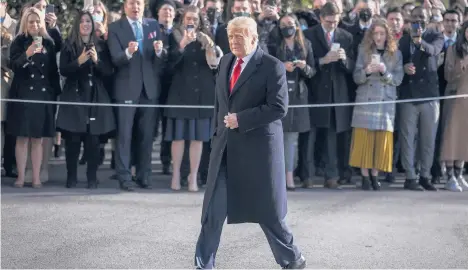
[281,26,296,38]
[359,8,372,22]
[183,0,192,5]
[93,14,103,23]
[431,15,442,22]
[301,24,308,30]
[232,12,250,18]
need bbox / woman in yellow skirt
[350,19,404,190]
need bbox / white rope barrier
[1,93,468,108]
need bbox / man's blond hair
[227,16,258,44]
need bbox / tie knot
[237,58,244,65]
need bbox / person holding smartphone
[398,6,444,191]
[350,19,403,190]
[6,7,61,188]
[56,10,115,189]
[269,13,316,190]
[165,5,220,192]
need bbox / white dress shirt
[230,47,256,79]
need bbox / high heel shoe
[32,182,42,188]
[13,180,24,188]
[361,176,371,190]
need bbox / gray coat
[201,47,288,225]
[352,47,404,132]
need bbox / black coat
[6,34,61,138]
[56,40,116,136]
[303,25,354,133]
[164,31,216,119]
[201,47,288,225]
[270,39,316,133]
[398,30,444,101]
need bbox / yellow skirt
[349,128,393,172]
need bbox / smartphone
[85,42,94,51]
[371,54,380,65]
[331,43,340,51]
[186,24,195,32]
[33,36,42,48]
[411,22,421,36]
[45,4,54,14]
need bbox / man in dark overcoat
[302,2,354,189]
[194,16,306,269]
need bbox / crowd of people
[1,0,468,192]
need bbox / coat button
[193,62,197,66]
[194,75,198,79]
[88,73,92,77]
[423,67,426,70]
[76,89,79,92]
[194,88,199,92]
[409,80,413,83]
[41,75,44,79]
[42,88,46,91]
[30,86,33,90]
[31,74,34,78]
[420,79,424,82]
[41,63,44,67]
[31,62,35,65]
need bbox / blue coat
[201,47,288,225]
[352,47,404,132]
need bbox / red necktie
[230,58,244,93]
[326,32,332,47]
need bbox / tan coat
[1,14,17,121]
[440,45,468,162]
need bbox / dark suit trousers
[160,115,172,166]
[115,92,157,183]
[2,122,16,172]
[307,127,340,180]
[194,158,301,269]
[65,132,100,182]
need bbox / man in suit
[302,2,354,189]
[107,0,165,191]
[194,16,306,269]
[398,6,444,191]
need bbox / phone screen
[187,25,195,32]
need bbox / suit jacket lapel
[222,54,236,101]
[316,27,330,52]
[142,19,151,55]
[230,48,263,98]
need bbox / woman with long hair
[270,13,316,190]
[6,7,61,188]
[165,5,221,191]
[439,20,468,192]
[55,10,115,189]
[349,19,404,190]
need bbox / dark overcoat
[270,39,316,133]
[56,39,116,136]
[164,28,216,119]
[201,47,289,225]
[6,34,61,138]
[303,25,355,133]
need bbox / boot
[361,176,371,190]
[370,175,381,191]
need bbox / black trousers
[65,132,100,183]
[194,158,301,269]
[2,122,16,173]
[160,116,172,166]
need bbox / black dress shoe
[5,169,18,178]
[66,179,77,188]
[404,179,424,191]
[87,181,98,189]
[119,181,135,191]
[419,177,438,191]
[283,255,306,269]
[136,179,152,189]
[431,176,441,184]
[385,173,395,183]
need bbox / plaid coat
[351,47,404,132]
